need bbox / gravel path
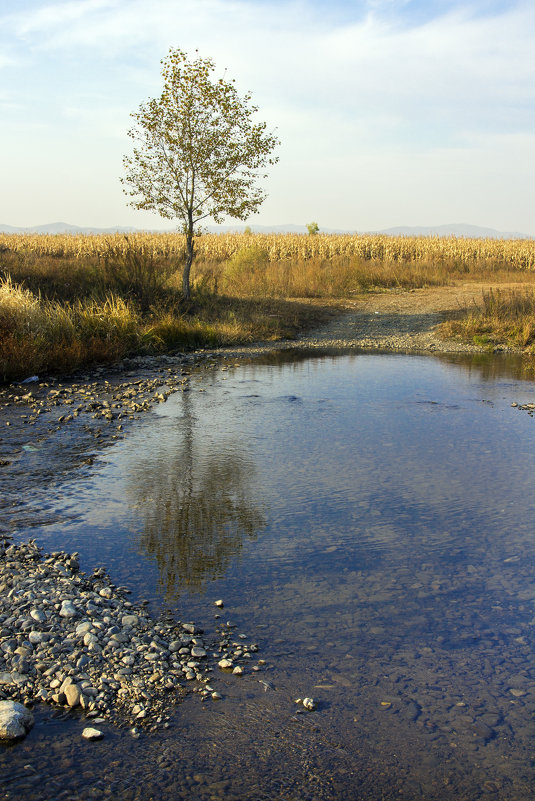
[287,283,513,353]
[209,282,531,358]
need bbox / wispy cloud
[1,0,534,230]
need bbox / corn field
[1,232,535,270]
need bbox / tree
[306,221,320,235]
[122,48,279,300]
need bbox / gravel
[0,537,261,733]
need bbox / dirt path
[288,282,528,353]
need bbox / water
[4,351,535,800]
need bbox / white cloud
[1,0,534,230]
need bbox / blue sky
[1,0,534,233]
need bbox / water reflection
[126,388,265,599]
[7,350,535,801]
[244,345,535,385]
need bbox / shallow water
[4,351,535,800]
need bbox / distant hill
[0,221,347,235]
[0,222,141,235]
[377,223,532,240]
[0,221,532,239]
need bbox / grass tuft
[439,287,535,350]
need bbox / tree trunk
[183,219,194,300]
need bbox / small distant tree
[306,221,320,235]
[122,48,279,300]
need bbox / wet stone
[0,539,260,731]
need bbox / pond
[3,350,535,801]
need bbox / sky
[1,0,535,233]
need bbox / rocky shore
[0,537,261,739]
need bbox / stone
[302,697,316,710]
[0,701,34,740]
[75,621,93,636]
[59,601,77,618]
[82,727,103,740]
[65,683,82,707]
[218,659,233,670]
[121,614,139,627]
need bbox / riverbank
[0,538,261,738]
[2,280,535,738]
[4,231,535,381]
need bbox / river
[3,349,535,800]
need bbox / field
[2,231,535,381]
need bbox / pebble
[0,700,34,740]
[82,727,103,740]
[0,539,261,731]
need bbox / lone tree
[306,221,320,235]
[122,48,279,300]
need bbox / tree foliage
[122,48,279,299]
[306,221,320,235]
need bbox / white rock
[0,701,34,740]
[82,727,103,740]
[59,600,77,618]
[303,697,316,710]
[218,659,233,670]
[215,600,224,608]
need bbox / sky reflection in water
[13,351,535,800]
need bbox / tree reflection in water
[127,388,265,600]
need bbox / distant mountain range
[0,221,532,239]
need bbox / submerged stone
[0,700,34,740]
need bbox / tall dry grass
[2,231,535,271]
[3,231,535,378]
[439,287,535,350]
[0,275,328,381]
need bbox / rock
[121,614,139,627]
[191,647,207,658]
[302,697,316,710]
[59,600,77,618]
[0,701,34,740]
[215,600,224,608]
[82,727,103,740]
[65,683,82,707]
[218,659,233,670]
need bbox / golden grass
[2,231,535,378]
[439,287,535,351]
[0,275,330,381]
[2,231,535,271]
